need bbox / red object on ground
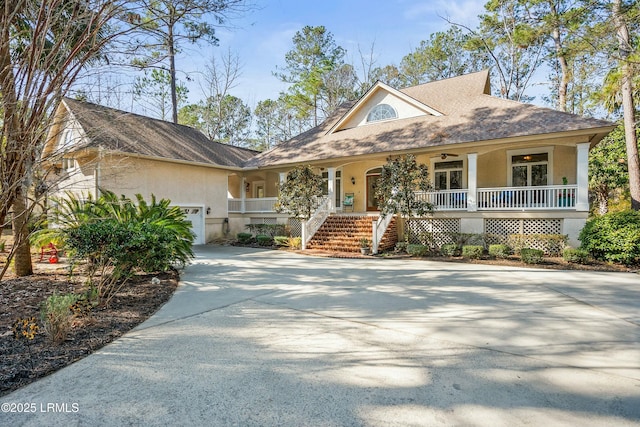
[39,243,58,262]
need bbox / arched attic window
[366,104,397,123]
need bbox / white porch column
[576,143,590,211]
[467,153,478,212]
[301,219,307,250]
[240,176,246,213]
[327,167,336,212]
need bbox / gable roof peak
[326,79,443,135]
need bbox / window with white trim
[434,160,463,190]
[322,170,342,208]
[507,147,554,187]
[366,104,397,122]
[511,153,548,187]
[62,157,76,172]
[60,129,75,150]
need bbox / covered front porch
[228,184,581,214]
[229,141,590,215]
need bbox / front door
[366,168,382,211]
[511,153,549,205]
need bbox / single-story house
[43,70,615,250]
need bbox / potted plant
[359,238,371,255]
[558,176,573,207]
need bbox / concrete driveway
[2,246,639,426]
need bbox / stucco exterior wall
[340,160,386,212]
[99,155,228,217]
[265,172,280,197]
[554,145,577,184]
[478,151,507,188]
[55,154,231,242]
[228,174,242,198]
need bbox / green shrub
[48,191,195,306]
[407,244,430,257]
[40,293,79,344]
[245,223,286,237]
[440,244,460,257]
[274,236,289,246]
[256,235,273,246]
[520,248,544,264]
[507,234,567,256]
[489,244,512,259]
[462,245,483,259]
[446,232,485,247]
[394,241,408,253]
[237,232,253,244]
[563,248,590,264]
[579,210,640,265]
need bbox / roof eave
[245,125,617,170]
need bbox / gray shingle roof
[63,98,257,168]
[245,70,614,168]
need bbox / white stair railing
[302,196,331,250]
[372,214,394,255]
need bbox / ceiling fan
[431,153,460,160]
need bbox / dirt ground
[0,248,178,398]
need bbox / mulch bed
[0,261,178,397]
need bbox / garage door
[179,206,204,245]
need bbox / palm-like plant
[32,190,195,270]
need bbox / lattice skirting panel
[407,218,461,246]
[250,217,278,225]
[288,218,302,237]
[485,219,563,244]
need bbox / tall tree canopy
[399,27,489,86]
[274,25,347,127]
[456,0,546,101]
[134,0,249,123]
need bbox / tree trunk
[12,187,33,277]
[549,0,569,112]
[168,25,178,124]
[613,0,640,210]
[597,189,609,215]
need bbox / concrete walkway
[1,246,639,426]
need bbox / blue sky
[180,0,486,107]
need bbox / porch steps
[307,215,398,253]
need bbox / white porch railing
[302,196,331,249]
[476,185,577,210]
[416,189,468,210]
[228,185,578,214]
[228,197,278,213]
